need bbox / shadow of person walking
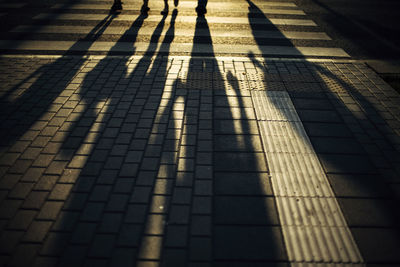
[246,0,400,264]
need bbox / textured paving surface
[0,0,400,266]
[0,55,400,266]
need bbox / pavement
[0,0,400,266]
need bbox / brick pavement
[0,55,400,266]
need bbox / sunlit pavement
[0,0,400,266]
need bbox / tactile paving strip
[252,90,364,265]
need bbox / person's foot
[174,0,179,7]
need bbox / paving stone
[32,256,59,267]
[149,195,170,214]
[0,199,22,219]
[23,220,53,242]
[162,249,187,267]
[9,182,34,199]
[351,228,400,263]
[110,248,137,267]
[48,184,73,201]
[99,213,123,233]
[338,198,398,227]
[0,174,20,189]
[296,110,342,123]
[125,204,147,223]
[137,236,162,260]
[37,201,63,220]
[113,178,134,193]
[8,209,37,230]
[40,232,70,256]
[192,196,212,214]
[172,187,192,204]
[214,135,263,152]
[144,214,166,235]
[214,152,267,172]
[319,154,377,174]
[105,194,129,212]
[189,237,212,261]
[117,224,142,247]
[51,211,79,232]
[166,225,188,247]
[310,137,365,154]
[292,98,334,110]
[34,175,58,191]
[303,122,353,137]
[327,174,388,197]
[89,234,116,258]
[0,230,24,253]
[21,167,45,182]
[214,226,287,260]
[71,222,97,244]
[9,244,41,267]
[81,202,104,222]
[59,245,87,267]
[130,186,152,203]
[215,196,279,225]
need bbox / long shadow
[247,0,400,264]
[185,11,287,266]
[0,12,118,152]
[50,7,182,267]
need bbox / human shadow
[48,7,182,267]
[0,12,118,152]
[180,13,287,265]
[247,0,400,264]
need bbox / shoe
[174,0,179,7]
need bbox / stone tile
[125,204,147,223]
[8,210,37,230]
[162,249,187,267]
[310,137,365,154]
[110,248,137,267]
[351,228,400,263]
[99,213,123,233]
[297,110,342,123]
[144,214,166,235]
[117,224,142,247]
[215,172,272,196]
[214,226,287,261]
[319,154,376,174]
[191,216,212,236]
[303,122,352,137]
[34,175,58,191]
[89,234,116,258]
[37,201,63,220]
[137,236,162,260]
[9,244,41,267]
[189,237,212,261]
[214,135,263,152]
[215,196,279,225]
[327,174,387,197]
[81,202,104,222]
[23,221,53,242]
[48,184,73,201]
[214,152,267,172]
[166,225,188,247]
[40,232,70,256]
[338,198,398,227]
